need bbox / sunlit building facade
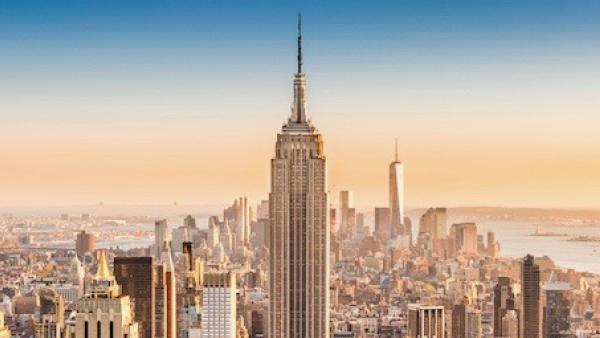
[269,17,329,338]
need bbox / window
[97,321,101,338]
[109,322,114,338]
[84,321,89,338]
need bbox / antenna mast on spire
[395,138,398,162]
[297,12,303,74]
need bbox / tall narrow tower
[521,254,541,338]
[155,242,176,338]
[269,15,330,338]
[389,139,406,237]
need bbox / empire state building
[269,17,330,338]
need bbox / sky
[1,0,600,209]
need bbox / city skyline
[2,1,600,208]
[2,4,600,338]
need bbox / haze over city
[3,2,600,338]
[2,1,600,208]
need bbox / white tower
[389,139,406,237]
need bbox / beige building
[156,242,177,338]
[74,251,139,338]
[465,309,481,338]
[154,219,170,258]
[502,310,519,338]
[0,312,10,338]
[419,208,447,240]
[450,223,478,255]
[407,304,445,338]
[339,190,354,234]
[268,17,329,338]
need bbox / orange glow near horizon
[2,111,599,209]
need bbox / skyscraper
[418,208,447,240]
[236,197,250,246]
[114,257,155,338]
[269,16,329,338]
[450,223,478,255]
[202,272,237,338]
[543,282,571,338]
[339,190,353,235]
[180,243,203,338]
[451,303,466,338]
[389,139,406,237]
[494,276,516,337]
[155,242,176,338]
[521,254,542,338]
[374,207,391,243]
[465,309,482,338]
[502,310,519,338]
[155,219,170,258]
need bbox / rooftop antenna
[297,12,303,74]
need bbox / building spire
[395,138,398,162]
[297,12,303,74]
[287,13,308,126]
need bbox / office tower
[487,231,499,257]
[329,208,337,233]
[74,251,139,338]
[220,223,234,253]
[180,243,202,338]
[543,282,571,338]
[256,200,269,220]
[269,16,329,338]
[155,219,171,258]
[155,242,176,338]
[202,272,236,338]
[465,309,482,338]
[521,254,542,338]
[35,288,65,338]
[389,139,406,237]
[207,217,220,249]
[183,215,197,229]
[172,226,190,254]
[114,257,155,338]
[0,312,10,338]
[451,304,466,338]
[236,197,250,245]
[418,208,447,239]
[70,255,85,297]
[346,207,357,233]
[224,197,250,246]
[75,231,96,259]
[407,304,445,338]
[374,207,391,243]
[502,310,519,338]
[494,276,516,337]
[339,190,353,234]
[252,218,269,248]
[450,223,478,255]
